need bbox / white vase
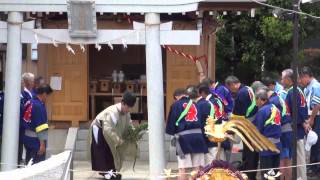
[118,71,125,83]
[112,70,118,82]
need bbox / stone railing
[0,127,78,180]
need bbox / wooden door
[166,45,199,117]
[47,45,88,126]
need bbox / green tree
[215,0,320,84]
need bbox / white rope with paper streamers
[264,170,281,180]
[80,44,85,53]
[52,38,58,47]
[27,29,136,46]
[66,161,320,177]
[1,160,319,179]
[23,27,142,54]
[122,39,128,49]
[23,23,196,55]
[66,43,75,55]
[156,161,320,178]
[95,42,102,51]
[34,33,39,44]
[108,41,114,50]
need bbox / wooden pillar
[208,34,216,81]
[196,34,206,82]
[196,14,208,82]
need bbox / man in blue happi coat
[0,91,4,143]
[166,88,208,180]
[197,83,228,165]
[21,73,35,104]
[262,75,287,99]
[253,88,282,180]
[226,75,258,180]
[281,68,310,180]
[19,72,36,164]
[267,88,292,180]
[299,66,320,177]
[22,84,53,165]
[201,78,234,116]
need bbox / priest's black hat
[122,91,136,107]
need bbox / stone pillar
[145,13,166,179]
[1,12,23,171]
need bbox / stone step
[74,151,89,161]
[77,129,89,140]
[73,129,177,162]
[75,139,88,152]
[74,129,89,161]
[74,160,179,180]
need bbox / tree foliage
[215,0,320,84]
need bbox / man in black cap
[89,91,136,180]
[22,84,53,165]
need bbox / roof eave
[199,0,266,11]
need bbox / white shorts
[205,147,226,165]
[177,153,205,169]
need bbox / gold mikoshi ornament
[192,160,248,180]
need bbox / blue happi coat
[21,88,34,105]
[197,95,230,149]
[269,92,291,126]
[269,92,292,149]
[166,96,208,154]
[232,84,258,118]
[252,103,282,156]
[22,97,49,150]
[286,87,308,139]
[210,82,234,114]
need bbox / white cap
[305,130,318,151]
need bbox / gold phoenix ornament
[204,115,280,155]
[193,115,280,180]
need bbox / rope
[241,161,320,173]
[1,160,320,178]
[67,161,320,177]
[162,45,208,65]
[250,0,320,19]
[24,28,136,46]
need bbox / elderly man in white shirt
[299,66,320,177]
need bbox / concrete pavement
[73,161,178,180]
